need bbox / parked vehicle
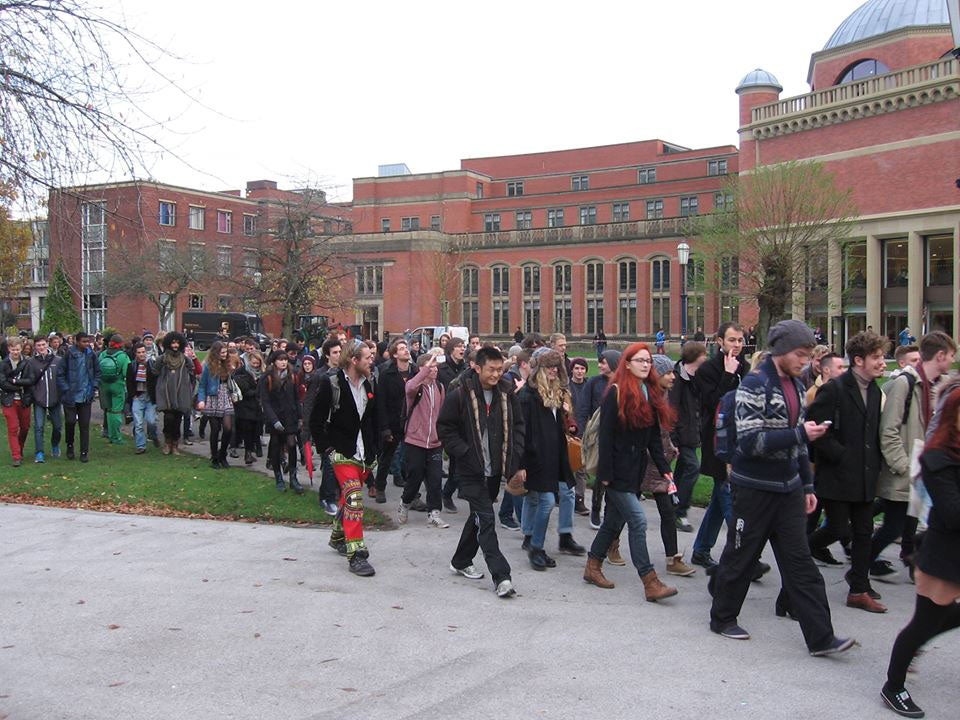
[296,315,330,352]
[181,312,269,350]
[405,325,469,349]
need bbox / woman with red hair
[881,380,960,718]
[582,342,678,601]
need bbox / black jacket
[696,349,748,477]
[438,358,466,391]
[125,359,157,404]
[259,370,302,435]
[668,360,701,448]
[231,366,262,423]
[376,360,416,438]
[0,357,35,407]
[807,371,882,502]
[568,379,590,437]
[309,369,379,463]
[27,351,62,409]
[517,384,574,493]
[437,371,524,481]
[917,449,960,585]
[596,385,671,493]
[580,374,610,433]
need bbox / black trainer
[589,507,601,530]
[812,546,844,566]
[329,538,347,556]
[348,555,375,577]
[710,622,750,640]
[443,496,458,513]
[880,682,924,718]
[521,535,531,551]
[528,549,548,571]
[66,446,75,460]
[871,559,899,581]
[809,636,857,657]
[691,551,718,569]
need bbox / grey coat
[878,367,926,503]
[151,354,196,414]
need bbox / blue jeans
[673,445,700,518]
[499,490,523,523]
[557,482,575,534]
[33,404,62,454]
[521,490,556,550]
[589,488,654,577]
[131,394,157,450]
[693,478,733,555]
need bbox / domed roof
[736,68,783,93]
[824,0,950,50]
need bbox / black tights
[207,415,234,461]
[653,492,678,557]
[887,593,960,688]
[268,431,297,473]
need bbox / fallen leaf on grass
[107,624,121,630]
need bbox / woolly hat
[768,320,816,356]
[600,349,622,372]
[652,354,674,377]
[571,357,589,371]
[531,347,561,367]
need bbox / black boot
[289,467,304,495]
[559,533,586,556]
[244,451,255,465]
[274,467,286,491]
[521,534,531,551]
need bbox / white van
[405,325,470,350]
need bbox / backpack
[581,383,616,476]
[899,373,918,425]
[714,383,775,464]
[100,353,122,382]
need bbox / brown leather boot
[846,592,888,613]
[606,537,626,566]
[641,570,678,602]
[583,556,615,589]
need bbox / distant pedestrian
[27,335,63,462]
[151,332,193,456]
[57,332,100,463]
[1,337,35,467]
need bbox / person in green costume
[98,334,131,444]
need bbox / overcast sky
[120,0,873,201]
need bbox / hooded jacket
[403,364,444,449]
[56,345,100,406]
[437,370,524,481]
[27,351,62,408]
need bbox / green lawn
[0,426,388,527]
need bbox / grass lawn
[0,426,389,527]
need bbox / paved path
[1,501,955,720]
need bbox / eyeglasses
[630,357,653,365]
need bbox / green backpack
[100,353,122,382]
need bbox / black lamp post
[678,241,690,342]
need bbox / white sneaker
[450,563,484,580]
[496,579,517,598]
[427,510,449,528]
[397,501,410,525]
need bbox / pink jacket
[404,365,444,449]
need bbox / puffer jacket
[403,365,444,449]
[28,351,62,408]
[56,345,100,406]
[878,366,926,502]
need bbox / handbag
[567,436,583,473]
[227,377,243,403]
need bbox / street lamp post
[677,241,690,343]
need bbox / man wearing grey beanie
[709,319,856,656]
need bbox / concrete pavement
[1,500,955,720]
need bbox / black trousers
[373,436,401,491]
[401,443,443,511]
[236,418,259,453]
[163,411,184,442]
[871,498,917,563]
[63,402,92,454]
[451,475,511,587]
[710,485,834,651]
[810,498,873,594]
[653,492,678,557]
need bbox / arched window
[553,262,572,334]
[461,266,479,331]
[650,256,670,335]
[522,264,541,333]
[618,259,638,335]
[837,58,889,85]
[491,265,510,335]
[585,260,604,335]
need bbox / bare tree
[695,160,858,345]
[106,240,209,331]
[430,235,471,326]
[231,187,354,338]
[0,182,32,300]
[0,0,186,204]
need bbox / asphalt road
[1,500,955,720]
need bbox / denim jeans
[693,478,733,555]
[589,488,654,577]
[131,394,157,450]
[673,445,701,518]
[33,404,62,454]
[557,483,575,534]
[498,490,523,523]
[522,490,557,550]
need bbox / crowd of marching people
[2,321,959,718]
